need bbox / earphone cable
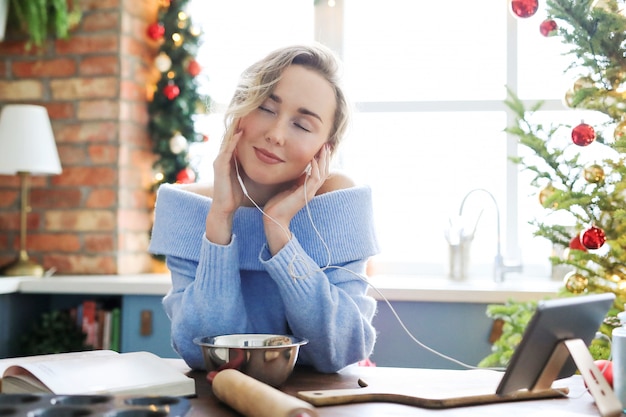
[235,160,505,371]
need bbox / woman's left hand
[263,144,330,255]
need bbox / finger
[220,126,243,153]
[218,132,242,166]
[318,143,330,177]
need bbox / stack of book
[70,299,121,351]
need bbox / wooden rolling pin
[211,369,319,417]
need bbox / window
[188,0,598,280]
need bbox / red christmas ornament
[569,234,588,252]
[571,122,596,146]
[511,0,539,18]
[147,23,165,40]
[163,83,180,100]
[580,225,606,250]
[593,360,614,388]
[176,167,196,184]
[187,59,202,77]
[539,19,558,37]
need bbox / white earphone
[233,158,249,197]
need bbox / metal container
[193,334,308,387]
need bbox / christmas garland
[147,0,209,190]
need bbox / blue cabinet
[0,292,176,359]
[1,293,496,366]
[121,295,177,358]
[370,301,494,369]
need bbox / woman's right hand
[205,130,244,244]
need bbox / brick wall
[0,0,161,275]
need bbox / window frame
[314,1,568,278]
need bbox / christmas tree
[508,0,626,299]
[480,0,626,367]
[147,0,209,188]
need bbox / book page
[2,351,195,396]
[0,350,118,377]
[1,371,50,393]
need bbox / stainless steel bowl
[193,334,308,387]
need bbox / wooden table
[186,365,608,416]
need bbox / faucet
[458,188,523,282]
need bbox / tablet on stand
[496,292,622,417]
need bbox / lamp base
[1,251,44,277]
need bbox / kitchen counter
[367,275,562,303]
[0,274,562,303]
[0,277,22,295]
[0,274,171,295]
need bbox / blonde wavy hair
[223,43,350,155]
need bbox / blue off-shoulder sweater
[149,183,380,373]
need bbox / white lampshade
[0,105,62,175]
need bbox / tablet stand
[533,338,622,417]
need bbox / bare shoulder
[177,182,214,198]
[317,171,357,195]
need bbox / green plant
[478,299,538,368]
[479,292,619,368]
[8,0,81,50]
[19,310,91,355]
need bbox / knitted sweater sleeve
[260,237,377,373]
[162,235,249,370]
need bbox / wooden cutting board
[297,368,569,409]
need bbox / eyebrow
[269,94,323,123]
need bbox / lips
[254,147,284,165]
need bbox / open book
[0,350,195,397]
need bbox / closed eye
[259,105,275,114]
[294,122,311,132]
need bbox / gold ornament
[573,76,595,92]
[615,119,626,141]
[538,184,557,208]
[583,163,605,183]
[564,271,588,294]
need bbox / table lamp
[0,105,62,277]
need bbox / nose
[265,119,286,145]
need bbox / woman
[149,43,379,373]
